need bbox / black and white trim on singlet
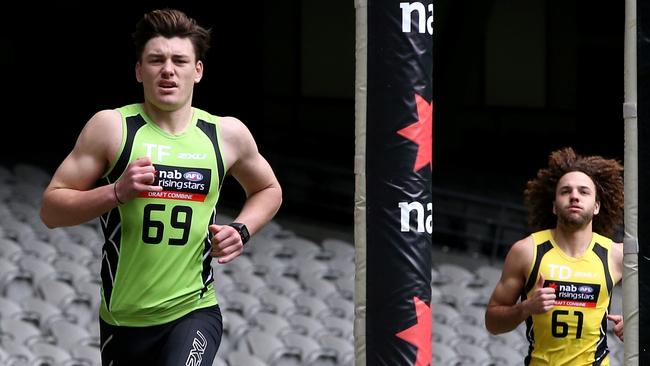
[100,114,146,309]
[199,207,217,298]
[522,240,554,366]
[592,242,612,365]
[196,119,225,298]
[196,119,226,189]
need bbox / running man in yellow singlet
[485,147,624,366]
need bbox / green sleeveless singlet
[99,104,225,326]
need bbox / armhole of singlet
[592,235,614,297]
[102,109,128,181]
[105,114,147,185]
[196,115,226,190]
[524,238,537,290]
[523,236,554,296]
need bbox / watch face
[231,223,250,244]
[240,225,250,243]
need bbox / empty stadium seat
[237,329,301,366]
[320,238,354,260]
[293,293,332,320]
[70,343,101,366]
[454,322,491,347]
[488,342,524,366]
[49,319,98,352]
[0,238,23,262]
[265,274,303,298]
[287,313,329,338]
[0,257,34,302]
[250,311,295,337]
[20,239,58,263]
[259,291,300,317]
[280,237,324,260]
[319,315,353,341]
[454,342,493,366]
[432,341,462,365]
[226,350,269,366]
[231,271,269,296]
[29,341,73,366]
[431,303,463,327]
[212,355,229,366]
[19,256,59,287]
[0,296,25,320]
[1,338,36,364]
[1,317,44,346]
[281,332,338,366]
[325,296,354,321]
[317,334,354,366]
[220,290,262,319]
[221,309,250,345]
[436,263,480,287]
[432,321,460,346]
[20,296,69,332]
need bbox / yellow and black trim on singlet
[521,229,614,366]
[98,104,226,327]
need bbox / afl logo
[578,285,594,294]
[183,171,203,182]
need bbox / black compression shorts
[100,305,223,366]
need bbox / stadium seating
[0,162,627,366]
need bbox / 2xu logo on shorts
[139,164,212,202]
[544,279,601,308]
[185,330,207,366]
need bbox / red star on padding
[396,296,432,366]
[397,94,433,172]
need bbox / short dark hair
[133,8,211,62]
[524,147,624,238]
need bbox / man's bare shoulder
[610,240,624,262]
[503,234,535,272]
[87,109,121,126]
[75,109,122,158]
[78,109,122,138]
[215,116,257,170]
[508,234,535,255]
[218,116,250,137]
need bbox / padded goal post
[355,0,434,365]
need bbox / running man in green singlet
[40,8,282,365]
[485,147,624,366]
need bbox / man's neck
[142,102,193,135]
[551,225,593,258]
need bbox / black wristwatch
[228,222,250,245]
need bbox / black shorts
[100,305,223,366]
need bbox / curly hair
[524,147,624,238]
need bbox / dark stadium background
[0,1,624,234]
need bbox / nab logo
[183,172,204,182]
[400,2,434,35]
[399,201,432,233]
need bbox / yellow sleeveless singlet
[522,229,614,366]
